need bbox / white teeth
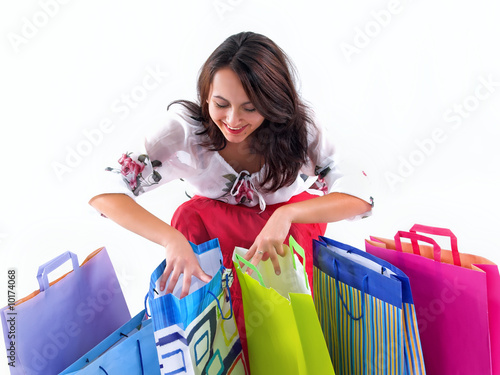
[225,123,244,131]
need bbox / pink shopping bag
[365,224,500,375]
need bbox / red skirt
[171,191,327,371]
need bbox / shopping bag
[59,309,159,375]
[148,238,247,375]
[365,224,500,375]
[233,236,335,375]
[313,236,426,375]
[1,248,131,375]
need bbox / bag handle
[234,253,266,287]
[333,259,367,321]
[37,251,79,292]
[144,293,151,317]
[136,339,145,375]
[409,224,461,266]
[289,236,309,290]
[234,235,308,289]
[207,269,234,320]
[394,231,441,262]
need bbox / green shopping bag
[233,236,335,375]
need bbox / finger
[275,243,286,257]
[244,243,257,262]
[165,269,181,295]
[241,244,257,271]
[250,249,265,266]
[268,247,282,276]
[247,249,265,276]
[159,263,173,291]
[180,272,192,299]
[194,267,212,284]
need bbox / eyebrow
[213,95,253,106]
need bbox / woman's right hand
[89,194,212,299]
[159,230,212,299]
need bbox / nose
[226,107,241,127]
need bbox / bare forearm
[89,194,180,247]
[278,192,372,225]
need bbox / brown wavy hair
[168,31,312,192]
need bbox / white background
[1,0,500,370]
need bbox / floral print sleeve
[105,153,163,196]
[88,107,201,202]
[308,165,331,195]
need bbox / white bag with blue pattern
[147,239,247,375]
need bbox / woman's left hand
[243,207,291,275]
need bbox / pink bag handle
[394,231,442,262]
[409,224,461,266]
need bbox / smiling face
[207,67,265,145]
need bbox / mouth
[223,121,248,134]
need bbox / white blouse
[91,106,374,219]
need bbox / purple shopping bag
[1,248,130,375]
[366,225,500,375]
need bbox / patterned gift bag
[147,239,247,375]
[314,236,426,375]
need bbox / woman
[89,31,373,363]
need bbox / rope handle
[334,259,368,321]
[207,272,234,321]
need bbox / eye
[244,108,256,112]
[214,102,228,109]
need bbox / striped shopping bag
[313,236,426,375]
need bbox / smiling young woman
[207,67,266,173]
[88,31,373,368]
[170,31,314,194]
[208,68,265,140]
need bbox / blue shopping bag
[148,239,247,375]
[313,236,426,375]
[59,309,159,375]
